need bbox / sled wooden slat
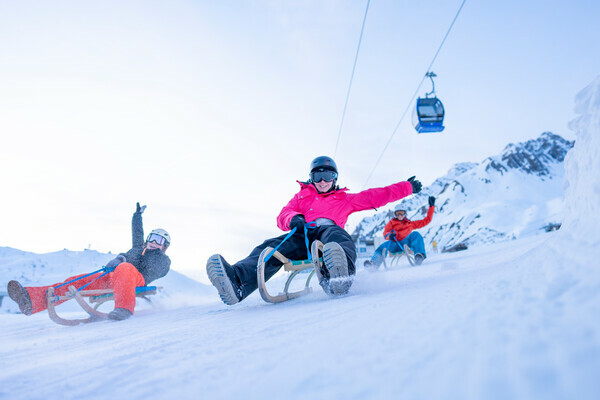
[74,289,115,296]
[88,286,160,304]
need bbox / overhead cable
[362,0,468,189]
[333,0,371,159]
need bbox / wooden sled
[46,285,162,326]
[382,244,415,269]
[257,240,324,303]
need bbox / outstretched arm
[347,180,414,212]
[411,206,435,229]
[132,202,146,249]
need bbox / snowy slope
[1,234,598,400]
[1,77,599,400]
[353,132,573,251]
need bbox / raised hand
[407,176,422,194]
[105,255,126,269]
[136,202,147,214]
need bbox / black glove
[428,196,435,207]
[407,176,422,194]
[136,202,147,214]
[289,214,306,232]
[387,231,396,240]
[105,255,126,269]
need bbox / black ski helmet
[310,156,338,173]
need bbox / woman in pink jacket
[206,156,422,304]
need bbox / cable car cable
[362,0,468,189]
[334,0,371,159]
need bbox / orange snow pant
[25,263,145,315]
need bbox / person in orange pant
[20,262,146,316]
[7,203,171,321]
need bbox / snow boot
[414,253,425,266]
[363,260,378,271]
[206,254,242,305]
[7,280,33,316]
[321,242,352,296]
[108,308,133,321]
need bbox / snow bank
[563,75,600,243]
[506,76,600,398]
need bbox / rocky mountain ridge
[352,132,574,252]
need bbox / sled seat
[382,244,415,268]
[87,286,161,307]
[46,285,162,326]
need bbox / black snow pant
[231,225,356,300]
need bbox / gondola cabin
[412,97,445,133]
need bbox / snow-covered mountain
[352,131,574,251]
[0,247,213,314]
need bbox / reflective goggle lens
[146,233,167,245]
[311,170,337,183]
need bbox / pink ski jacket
[277,180,414,231]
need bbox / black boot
[363,260,378,271]
[414,254,425,266]
[320,242,352,296]
[7,280,33,316]
[206,254,243,305]
[108,308,133,320]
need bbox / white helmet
[146,228,171,247]
[394,204,406,213]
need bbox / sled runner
[382,244,415,268]
[46,285,162,326]
[256,240,324,303]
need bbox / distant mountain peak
[447,162,477,177]
[484,131,574,177]
[353,132,573,252]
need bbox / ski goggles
[310,169,337,183]
[146,233,169,246]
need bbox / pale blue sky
[1,1,598,282]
